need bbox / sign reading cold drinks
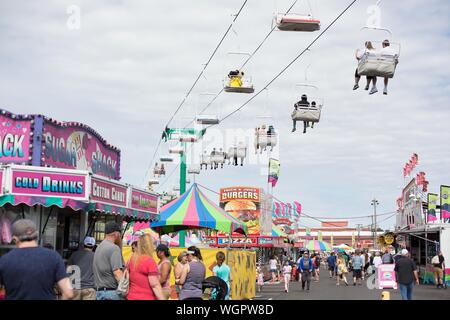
[11,168,88,200]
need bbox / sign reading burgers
[219,186,261,235]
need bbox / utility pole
[356,224,362,249]
[371,198,379,249]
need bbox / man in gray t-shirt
[93,222,124,300]
[68,236,96,300]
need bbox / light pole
[371,198,379,249]
[356,223,362,249]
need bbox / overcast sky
[1,0,449,230]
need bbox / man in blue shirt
[298,251,313,291]
[351,250,364,286]
[327,252,337,278]
[0,219,73,300]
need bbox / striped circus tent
[151,183,247,235]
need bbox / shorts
[353,269,362,279]
[328,266,335,271]
[434,267,444,279]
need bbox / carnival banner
[0,111,32,164]
[42,120,121,180]
[440,185,450,222]
[268,158,280,187]
[427,193,438,222]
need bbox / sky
[1,0,449,230]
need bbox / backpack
[431,255,440,266]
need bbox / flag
[330,233,334,246]
[427,193,438,222]
[293,201,302,215]
[276,202,282,216]
[441,186,450,221]
[280,202,286,217]
[318,231,323,242]
[268,158,280,187]
[287,203,293,220]
[352,232,356,248]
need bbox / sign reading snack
[90,176,127,207]
[131,188,158,214]
[0,112,32,164]
[11,167,88,200]
[42,120,120,180]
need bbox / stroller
[202,276,229,300]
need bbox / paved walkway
[253,270,450,300]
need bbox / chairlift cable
[183,0,300,129]
[145,0,248,184]
[209,0,359,127]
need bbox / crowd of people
[0,219,234,300]
[258,246,446,301]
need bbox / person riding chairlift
[228,70,244,88]
[292,94,310,134]
[353,41,378,95]
[379,39,398,95]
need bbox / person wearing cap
[394,249,419,300]
[67,236,96,300]
[93,221,125,300]
[292,94,310,133]
[379,39,398,95]
[0,219,73,300]
[156,243,172,300]
[298,251,313,291]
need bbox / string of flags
[272,201,302,220]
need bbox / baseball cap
[12,219,38,241]
[401,249,409,256]
[105,221,122,234]
[84,236,96,247]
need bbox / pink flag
[293,201,302,215]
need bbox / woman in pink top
[156,244,172,300]
[127,234,165,300]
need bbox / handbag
[116,267,129,298]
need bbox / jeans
[301,271,312,290]
[96,290,124,300]
[399,282,414,300]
